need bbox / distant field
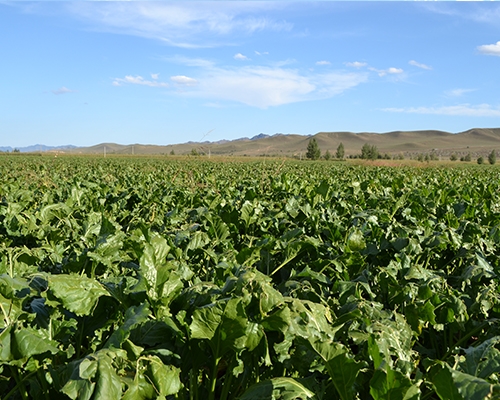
[1,156,500,399]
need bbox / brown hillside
[69,128,500,158]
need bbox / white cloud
[170,75,198,86]
[234,53,250,61]
[409,60,432,70]
[255,51,269,56]
[165,56,215,68]
[445,88,476,97]
[151,73,159,80]
[383,104,500,117]
[51,86,75,95]
[316,61,331,66]
[345,61,367,68]
[65,2,292,48]
[112,75,169,87]
[477,41,500,56]
[174,66,368,108]
[387,67,404,74]
[369,67,403,77]
[422,3,500,26]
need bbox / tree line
[306,138,497,164]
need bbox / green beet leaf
[48,274,109,316]
[93,353,123,400]
[240,377,316,400]
[459,336,500,380]
[310,338,364,400]
[430,362,494,400]
[12,326,59,359]
[104,303,150,350]
[147,355,182,396]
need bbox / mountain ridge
[3,128,500,157]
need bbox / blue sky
[2,1,500,147]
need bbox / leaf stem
[208,356,221,400]
[441,321,488,360]
[6,367,33,400]
[219,356,236,400]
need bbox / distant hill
[0,144,77,153]
[5,128,500,158]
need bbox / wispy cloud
[65,2,292,48]
[409,60,432,70]
[234,53,250,61]
[255,50,269,56]
[316,60,331,66]
[345,61,367,68]
[421,3,500,25]
[51,86,76,95]
[165,55,216,68]
[112,75,169,87]
[444,88,476,98]
[369,66,404,77]
[170,75,198,86]
[174,66,368,108]
[477,41,500,56]
[383,104,500,117]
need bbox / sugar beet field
[1,156,500,399]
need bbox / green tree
[450,153,457,161]
[488,150,496,165]
[306,138,321,160]
[477,156,484,165]
[464,153,471,162]
[336,142,345,159]
[361,143,378,160]
[324,150,331,160]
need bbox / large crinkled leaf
[288,299,337,339]
[459,336,500,380]
[62,358,98,400]
[147,356,182,396]
[39,203,70,224]
[367,313,416,375]
[63,350,126,400]
[240,377,316,400]
[310,338,364,400]
[48,274,109,316]
[104,303,150,349]
[461,253,496,283]
[190,298,248,358]
[87,232,125,269]
[430,362,496,400]
[190,303,224,341]
[93,352,123,400]
[369,367,419,400]
[12,326,59,359]
[140,233,171,290]
[0,274,30,299]
[122,373,155,400]
[139,233,187,302]
[215,298,248,354]
[261,306,291,334]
